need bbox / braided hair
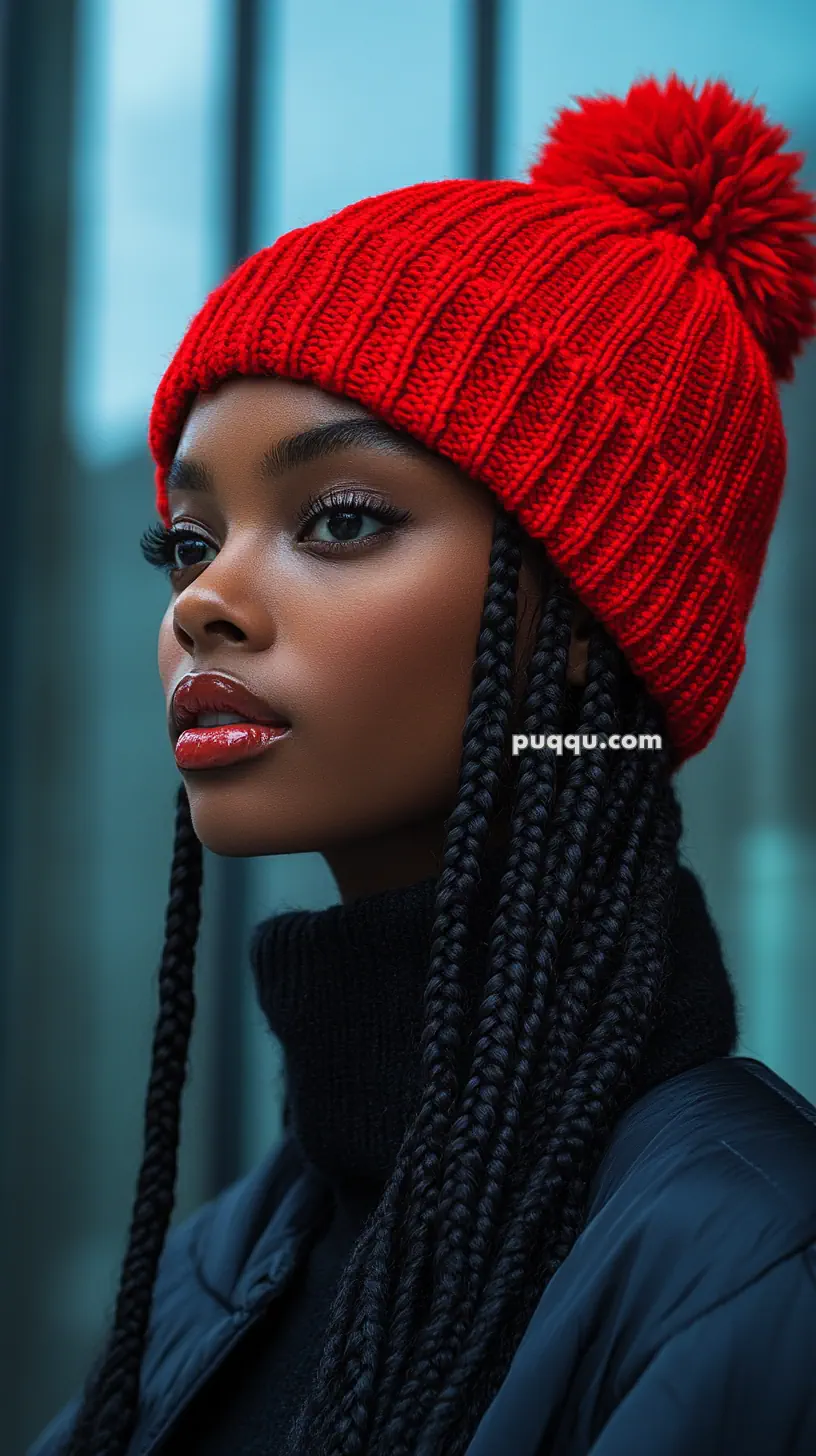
[63,786,202,1455]
[65,503,681,1455]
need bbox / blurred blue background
[1,1,814,1449]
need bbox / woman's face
[156,375,547,898]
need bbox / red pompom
[530,72,816,380]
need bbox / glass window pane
[65,0,232,465]
[255,0,465,243]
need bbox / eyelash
[139,487,412,579]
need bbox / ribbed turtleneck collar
[249,856,739,1197]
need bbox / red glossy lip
[169,672,291,744]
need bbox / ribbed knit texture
[147,76,816,763]
[148,181,777,767]
[161,855,738,1454]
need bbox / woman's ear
[566,599,594,688]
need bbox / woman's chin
[181,783,309,858]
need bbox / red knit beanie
[148,73,816,764]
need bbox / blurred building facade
[0,1,814,1450]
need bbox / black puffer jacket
[29,1055,816,1456]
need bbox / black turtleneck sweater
[163,856,738,1454]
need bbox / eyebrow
[165,416,434,496]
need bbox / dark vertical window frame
[0,0,82,1445]
[469,0,503,179]
[206,0,268,1200]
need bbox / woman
[31,73,816,1456]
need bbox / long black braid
[282,505,681,1456]
[64,784,202,1455]
[64,503,681,1456]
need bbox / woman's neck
[249,856,738,1199]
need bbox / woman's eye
[169,531,218,571]
[294,490,412,552]
[139,522,218,578]
[140,491,412,579]
[305,507,387,544]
